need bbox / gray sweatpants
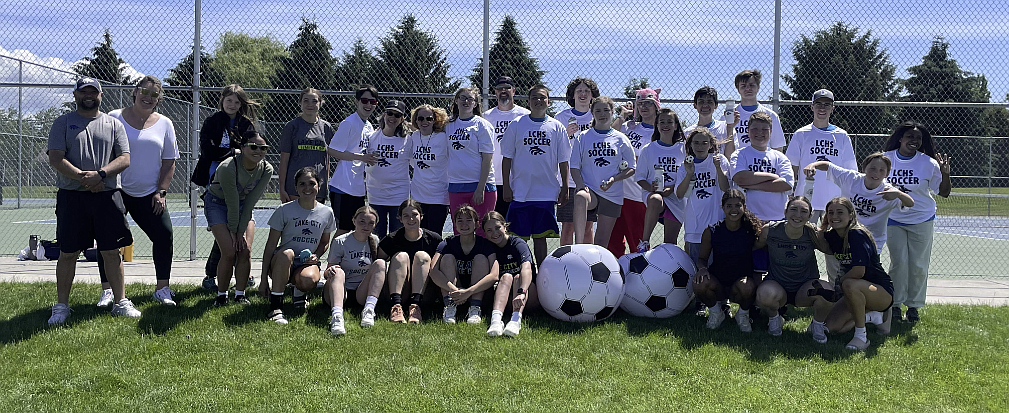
[886,220,935,308]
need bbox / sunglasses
[494,86,513,91]
[245,143,270,151]
[416,116,435,122]
[359,98,378,105]
[138,88,161,98]
[385,111,403,118]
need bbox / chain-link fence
[2,0,1007,277]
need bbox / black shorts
[56,189,133,253]
[330,192,367,231]
[785,289,799,306]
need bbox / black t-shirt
[437,235,495,280]
[708,220,756,280]
[379,228,443,260]
[493,235,534,276]
[825,228,894,296]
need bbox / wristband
[516,288,526,296]
[97,169,107,179]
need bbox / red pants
[607,199,646,258]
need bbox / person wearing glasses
[205,130,274,306]
[365,100,414,238]
[482,76,530,217]
[278,87,335,204]
[408,104,451,233]
[327,85,382,238]
[446,87,497,235]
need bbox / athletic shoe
[247,275,257,288]
[442,301,457,324]
[767,314,784,337]
[293,295,308,310]
[48,303,70,325]
[503,320,522,337]
[390,304,406,323]
[487,320,505,337]
[808,320,828,344]
[111,299,141,318]
[153,286,177,306]
[330,314,346,336]
[892,306,903,323]
[465,306,482,324]
[878,307,892,335]
[360,307,376,327]
[906,307,920,323]
[268,309,288,325]
[96,289,114,307]
[845,336,870,351]
[694,301,707,317]
[213,295,229,307]
[735,308,752,333]
[201,275,217,291]
[706,306,725,329]
[408,304,422,324]
[233,295,251,306]
[636,240,650,253]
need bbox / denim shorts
[204,192,244,228]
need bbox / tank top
[765,221,819,291]
[708,220,755,279]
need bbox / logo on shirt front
[785,251,798,259]
[301,228,313,235]
[815,155,829,162]
[357,259,369,268]
[663,173,673,183]
[416,161,431,170]
[851,194,877,217]
[594,157,610,167]
[451,141,465,150]
[69,124,79,130]
[529,146,546,155]
[376,158,392,167]
[896,184,911,193]
[696,188,713,199]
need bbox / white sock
[271,291,284,296]
[293,288,306,298]
[235,290,245,297]
[217,291,228,297]
[510,312,522,323]
[331,306,343,317]
[103,288,112,293]
[854,326,867,341]
[364,296,378,311]
[491,310,503,323]
[865,311,883,325]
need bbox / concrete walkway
[1,257,1007,306]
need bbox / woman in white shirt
[366,100,413,238]
[409,104,451,233]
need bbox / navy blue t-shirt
[825,228,894,297]
[493,235,534,277]
[436,235,495,284]
[708,220,756,281]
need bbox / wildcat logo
[897,185,911,193]
[856,208,871,218]
[451,141,465,150]
[529,146,545,155]
[663,173,673,183]
[815,155,829,162]
[696,188,713,199]
[740,134,750,144]
[357,260,369,268]
[69,125,79,130]
[785,251,797,259]
[301,228,313,235]
[376,158,392,167]
[594,157,610,167]
[416,161,431,170]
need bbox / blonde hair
[820,196,876,254]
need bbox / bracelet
[516,288,526,296]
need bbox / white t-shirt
[365,130,413,207]
[327,113,374,197]
[825,162,902,253]
[635,140,686,220]
[684,120,730,155]
[675,153,730,243]
[484,106,531,186]
[884,150,943,225]
[500,115,572,202]
[620,122,652,202]
[556,108,594,187]
[570,128,636,205]
[327,232,380,290]
[268,201,337,254]
[109,110,179,198]
[729,145,794,221]
[785,124,857,210]
[409,130,450,205]
[732,104,787,151]
[446,116,496,185]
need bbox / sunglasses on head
[138,89,161,98]
[385,111,403,118]
[245,143,270,151]
[416,116,435,122]
[359,98,378,105]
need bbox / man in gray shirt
[46,77,139,325]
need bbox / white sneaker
[268,309,288,325]
[96,289,114,307]
[360,307,376,328]
[808,320,828,344]
[706,306,725,329]
[111,299,142,318]
[487,320,505,337]
[153,286,177,306]
[48,303,70,325]
[330,314,346,336]
[442,301,457,324]
[735,308,752,333]
[636,240,650,253]
[846,336,870,351]
[767,314,783,336]
[465,306,482,324]
[503,320,522,337]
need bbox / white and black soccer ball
[618,243,695,318]
[537,244,624,322]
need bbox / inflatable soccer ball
[618,243,695,318]
[537,244,624,322]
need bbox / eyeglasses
[456,96,476,103]
[416,116,435,122]
[138,88,161,98]
[385,111,403,118]
[359,98,378,105]
[245,143,270,151]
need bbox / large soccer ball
[537,244,624,322]
[618,243,695,318]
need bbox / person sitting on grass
[323,205,387,334]
[257,167,336,326]
[692,189,762,333]
[377,200,443,324]
[482,211,538,337]
[429,205,498,325]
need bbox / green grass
[937,190,1009,216]
[2,283,1008,412]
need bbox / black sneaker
[202,276,218,291]
[293,295,308,310]
[892,306,903,323]
[233,295,251,306]
[906,307,920,323]
[213,295,228,307]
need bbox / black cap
[384,100,407,114]
[75,77,102,92]
[494,76,514,87]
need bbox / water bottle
[724,100,736,123]
[802,175,815,201]
[297,248,312,265]
[653,167,664,192]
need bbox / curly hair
[410,104,449,133]
[722,189,762,242]
[882,121,938,159]
[565,77,600,107]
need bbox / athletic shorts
[204,192,244,228]
[507,201,559,239]
[56,189,133,253]
[588,190,621,218]
[329,188,366,232]
[557,187,596,223]
[659,205,680,224]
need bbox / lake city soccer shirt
[635,140,686,219]
[268,201,337,254]
[621,122,652,203]
[500,115,572,202]
[570,128,636,205]
[556,108,594,187]
[785,123,857,210]
[729,145,793,221]
[825,162,902,253]
[484,106,531,186]
[446,116,496,185]
[364,130,413,207]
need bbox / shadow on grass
[0,304,102,345]
[135,286,222,335]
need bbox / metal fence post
[481,0,490,113]
[17,61,23,209]
[772,0,782,113]
[190,0,202,260]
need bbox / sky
[3,0,1008,123]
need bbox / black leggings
[99,191,174,281]
[420,203,449,234]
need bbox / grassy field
[2,282,1008,412]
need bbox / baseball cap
[812,89,834,102]
[384,100,407,114]
[494,76,514,87]
[75,77,102,92]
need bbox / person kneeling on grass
[692,189,763,332]
[377,200,443,324]
[323,206,387,334]
[257,167,337,326]
[483,211,539,337]
[429,205,498,324]
[818,196,894,351]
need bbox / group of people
[45,70,952,349]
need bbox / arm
[693,228,713,283]
[47,150,83,182]
[429,253,458,292]
[501,157,513,202]
[732,170,779,186]
[802,160,830,178]
[466,254,501,295]
[278,151,292,202]
[813,228,832,254]
[471,152,493,206]
[675,173,691,199]
[237,163,273,235]
[715,156,729,191]
[151,159,175,214]
[258,229,283,295]
[936,153,952,198]
[675,162,695,199]
[754,224,770,249]
[839,265,866,282]
[740,178,793,192]
[878,187,915,208]
[557,161,570,206]
[311,231,333,264]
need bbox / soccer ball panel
[538,245,624,322]
[618,243,696,318]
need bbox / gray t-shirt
[268,201,337,255]
[280,117,334,199]
[327,232,380,290]
[47,111,130,191]
[765,221,819,291]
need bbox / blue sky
[3,0,1008,121]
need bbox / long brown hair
[353,205,379,259]
[722,189,762,242]
[219,84,261,121]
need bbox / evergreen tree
[333,39,378,117]
[374,15,460,112]
[271,18,339,123]
[214,32,287,90]
[623,78,650,99]
[468,16,546,106]
[73,29,135,85]
[164,46,225,106]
